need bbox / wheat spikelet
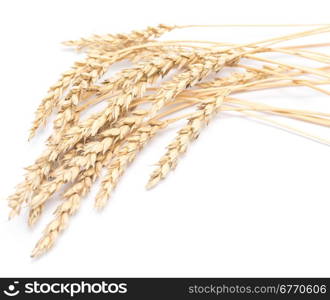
[28,204,44,226]
[8,183,34,219]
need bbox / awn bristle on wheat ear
[7,24,330,258]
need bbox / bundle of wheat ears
[7,24,330,257]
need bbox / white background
[1,0,330,277]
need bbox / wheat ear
[7,151,53,218]
[28,69,77,140]
[63,24,176,51]
[147,89,230,189]
[95,120,166,209]
[30,150,107,258]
